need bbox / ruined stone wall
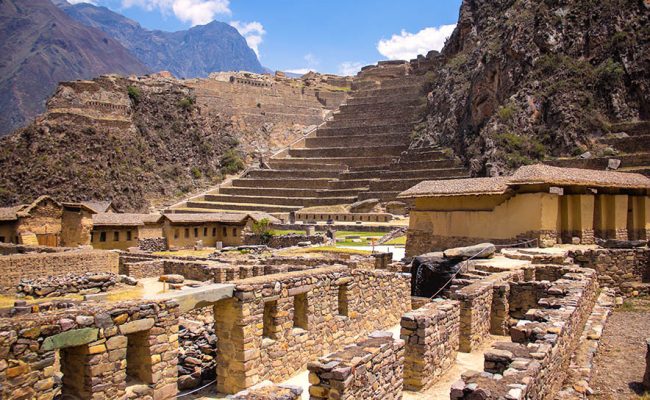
[453,265,599,400]
[307,332,404,400]
[122,260,165,279]
[0,299,179,400]
[242,233,327,248]
[214,266,411,394]
[15,200,63,246]
[569,248,650,295]
[0,250,119,293]
[138,237,168,252]
[401,299,460,391]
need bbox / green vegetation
[220,148,245,175]
[494,132,546,168]
[269,229,306,236]
[178,96,195,110]
[385,236,407,245]
[252,218,273,243]
[127,85,141,105]
[497,105,515,121]
[190,167,202,179]
[595,58,624,91]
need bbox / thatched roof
[510,164,650,189]
[399,177,511,198]
[63,200,115,214]
[92,213,162,227]
[164,213,250,225]
[398,164,650,199]
[0,206,25,222]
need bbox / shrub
[190,167,202,179]
[220,149,245,175]
[127,85,141,105]
[178,97,195,110]
[497,105,515,121]
[252,218,273,244]
[595,59,624,91]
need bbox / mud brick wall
[214,266,411,394]
[0,299,179,400]
[307,332,404,400]
[569,248,649,294]
[401,299,460,391]
[453,265,599,399]
[0,250,119,293]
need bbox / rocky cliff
[0,0,149,136]
[59,2,265,78]
[415,0,649,176]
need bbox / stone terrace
[174,60,470,216]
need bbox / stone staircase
[546,121,650,176]
[173,67,471,216]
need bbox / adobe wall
[15,199,63,246]
[0,299,179,400]
[452,265,599,399]
[91,226,139,250]
[307,332,405,400]
[214,266,411,394]
[569,247,650,295]
[401,299,460,391]
[0,250,119,293]
[61,209,93,247]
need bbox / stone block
[118,318,155,335]
[41,328,99,351]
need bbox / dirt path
[590,297,650,400]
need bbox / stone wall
[307,332,404,400]
[0,250,119,293]
[569,247,650,295]
[242,233,327,248]
[0,242,66,255]
[214,266,411,394]
[122,260,165,279]
[0,299,179,400]
[17,272,118,298]
[401,299,460,391]
[138,237,168,252]
[452,265,599,399]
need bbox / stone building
[162,213,274,248]
[91,213,164,250]
[400,164,650,255]
[0,196,63,246]
[61,201,116,247]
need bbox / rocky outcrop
[17,272,119,298]
[415,0,650,176]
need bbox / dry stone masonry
[401,299,460,391]
[307,332,405,400]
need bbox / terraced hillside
[547,121,650,176]
[174,62,470,215]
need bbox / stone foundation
[242,233,327,248]
[401,299,459,391]
[0,250,119,293]
[214,266,411,394]
[569,247,650,294]
[307,332,404,400]
[452,265,599,399]
[0,299,179,400]
[138,237,168,252]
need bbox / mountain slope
[0,0,149,136]
[60,2,265,78]
[415,0,649,176]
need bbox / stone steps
[270,156,396,168]
[546,152,650,170]
[600,135,650,153]
[357,191,402,202]
[328,178,375,190]
[203,194,356,207]
[186,200,300,213]
[393,150,449,162]
[609,120,650,135]
[246,169,341,179]
[218,186,364,198]
[232,178,334,189]
[315,123,415,137]
[288,144,407,158]
[369,175,470,192]
[344,95,422,107]
[326,116,415,129]
[266,159,348,171]
[352,85,424,98]
[388,159,461,171]
[333,105,419,119]
[379,167,469,180]
[304,133,409,148]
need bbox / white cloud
[121,0,231,26]
[304,53,319,67]
[284,68,313,75]
[338,61,363,76]
[68,0,97,4]
[377,24,456,60]
[230,21,266,57]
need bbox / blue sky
[69,0,462,75]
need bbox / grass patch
[384,236,406,245]
[153,249,215,258]
[104,287,144,302]
[270,229,307,236]
[279,246,372,256]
